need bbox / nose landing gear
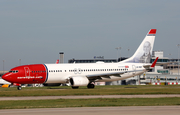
[17,86,22,90]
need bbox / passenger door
[24,67,30,76]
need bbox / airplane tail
[121,29,156,63]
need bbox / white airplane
[2,29,158,90]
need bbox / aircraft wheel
[71,86,79,89]
[87,83,95,89]
[17,86,22,90]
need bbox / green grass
[1,85,180,97]
[1,85,180,109]
[0,97,180,109]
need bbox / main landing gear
[87,83,95,89]
[17,86,22,90]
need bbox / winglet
[151,57,158,67]
[56,59,59,64]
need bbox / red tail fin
[148,29,156,35]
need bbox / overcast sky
[0,0,180,70]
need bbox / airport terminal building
[68,56,127,63]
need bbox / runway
[0,106,180,115]
[1,94,180,100]
[1,95,180,114]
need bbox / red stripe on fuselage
[2,64,47,84]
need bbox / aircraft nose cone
[2,73,11,82]
[2,74,8,80]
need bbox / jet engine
[70,76,89,86]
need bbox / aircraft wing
[87,57,159,81]
[86,71,127,80]
[143,57,171,68]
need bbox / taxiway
[0,94,180,100]
[0,106,180,115]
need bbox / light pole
[168,53,171,59]
[19,59,21,66]
[3,60,5,74]
[177,44,180,82]
[168,53,171,70]
[127,48,130,58]
[115,47,121,62]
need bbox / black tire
[87,83,95,89]
[17,86,22,90]
[71,86,79,89]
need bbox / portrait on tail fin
[139,41,151,63]
[131,41,152,63]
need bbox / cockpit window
[9,70,19,73]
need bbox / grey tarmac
[1,94,180,100]
[0,106,180,115]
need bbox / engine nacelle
[70,76,89,86]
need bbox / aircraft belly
[45,73,67,83]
